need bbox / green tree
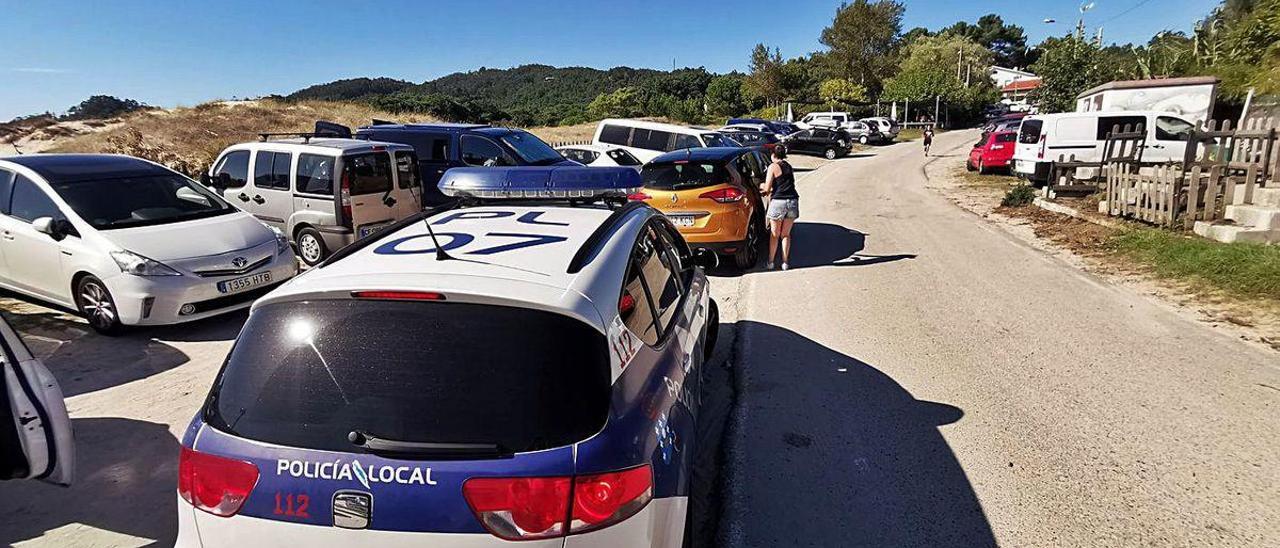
[586,87,644,119]
[63,95,148,121]
[706,74,747,117]
[881,34,997,121]
[744,44,785,109]
[818,78,868,109]
[1028,35,1119,113]
[942,14,1034,68]
[819,0,905,94]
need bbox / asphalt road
[715,131,1279,547]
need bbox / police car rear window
[205,300,610,455]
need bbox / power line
[1098,0,1155,25]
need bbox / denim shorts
[766,198,799,220]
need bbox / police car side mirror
[691,249,719,270]
[32,217,65,241]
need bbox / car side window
[620,235,662,346]
[270,152,292,190]
[395,151,420,189]
[599,124,631,146]
[214,150,250,189]
[1097,116,1146,140]
[295,153,335,195]
[460,135,511,167]
[254,151,281,189]
[0,169,14,215]
[673,134,700,151]
[639,225,684,336]
[656,222,694,286]
[8,175,62,223]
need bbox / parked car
[594,119,739,163]
[981,112,1027,134]
[801,114,877,145]
[861,117,901,142]
[967,130,1018,174]
[726,117,797,137]
[175,169,718,547]
[555,144,644,170]
[208,137,420,266]
[0,312,73,486]
[0,154,297,334]
[718,128,782,152]
[337,121,574,206]
[631,147,768,269]
[1013,111,1195,184]
[783,128,854,159]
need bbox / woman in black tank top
[760,146,800,270]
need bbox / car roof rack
[258,132,323,143]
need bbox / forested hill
[287,64,669,125]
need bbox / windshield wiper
[348,430,510,460]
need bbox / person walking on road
[760,146,799,270]
[923,125,935,156]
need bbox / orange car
[630,147,768,269]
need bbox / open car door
[1,314,73,486]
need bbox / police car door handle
[348,430,507,459]
[252,195,266,204]
[237,192,251,202]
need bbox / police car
[177,166,719,547]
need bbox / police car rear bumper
[177,496,687,547]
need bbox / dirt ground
[924,146,1280,352]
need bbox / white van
[592,119,739,163]
[1013,111,1195,184]
[208,137,421,265]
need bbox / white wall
[1076,84,1217,124]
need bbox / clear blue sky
[0,0,1215,121]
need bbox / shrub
[1001,184,1037,207]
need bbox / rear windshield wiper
[348,430,510,460]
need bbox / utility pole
[934,95,941,127]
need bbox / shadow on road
[719,321,995,547]
[785,222,916,269]
[0,417,180,547]
[1,300,244,397]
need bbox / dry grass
[49,99,439,175]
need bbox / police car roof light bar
[438,166,643,206]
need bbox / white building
[989,66,1037,90]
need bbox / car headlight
[110,250,182,277]
[269,226,290,256]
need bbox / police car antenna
[421,215,456,261]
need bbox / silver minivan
[207,138,421,265]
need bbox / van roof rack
[257,132,324,143]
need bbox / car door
[211,149,251,206]
[341,151,399,237]
[247,150,294,230]
[415,133,452,206]
[0,175,70,301]
[0,169,13,281]
[1,313,74,486]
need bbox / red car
[967,130,1017,174]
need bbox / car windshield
[643,161,730,190]
[205,299,611,454]
[49,174,234,230]
[500,130,565,166]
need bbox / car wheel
[966,160,976,171]
[859,135,869,145]
[296,227,328,266]
[76,275,123,335]
[824,147,838,160]
[734,222,760,269]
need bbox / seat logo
[231,256,248,268]
[332,490,372,529]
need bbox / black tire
[966,160,976,171]
[75,275,123,335]
[295,227,329,266]
[733,222,760,269]
[824,147,838,160]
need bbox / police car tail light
[699,187,745,203]
[627,191,652,201]
[178,447,259,517]
[352,290,446,301]
[462,476,572,540]
[568,465,653,534]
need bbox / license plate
[668,215,696,227]
[217,272,272,294]
[358,222,391,238]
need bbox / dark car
[719,129,781,152]
[726,118,798,137]
[783,128,853,159]
[316,121,574,206]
